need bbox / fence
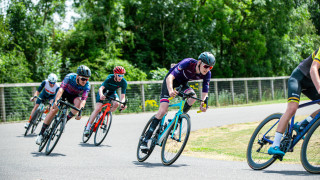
[0,76,290,122]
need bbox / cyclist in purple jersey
[36,65,91,145]
[140,52,215,150]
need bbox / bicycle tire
[31,111,43,134]
[39,122,54,152]
[136,115,158,162]
[246,113,282,170]
[161,114,191,166]
[24,109,40,136]
[94,112,112,146]
[301,118,320,174]
[45,117,65,155]
[83,112,101,143]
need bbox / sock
[86,123,92,131]
[145,117,161,140]
[183,102,192,114]
[39,123,49,136]
[272,132,283,147]
[28,115,32,123]
[67,112,75,121]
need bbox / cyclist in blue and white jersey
[140,52,216,150]
[24,73,59,129]
[35,65,91,145]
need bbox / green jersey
[101,74,127,94]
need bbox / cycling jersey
[37,80,60,95]
[298,47,320,78]
[60,73,90,101]
[169,58,211,93]
[96,74,127,103]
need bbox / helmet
[77,65,91,77]
[113,66,126,74]
[198,52,216,66]
[48,73,58,83]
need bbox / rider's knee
[113,102,119,108]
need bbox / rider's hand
[169,89,178,97]
[75,115,81,120]
[52,101,59,109]
[100,94,106,100]
[200,101,208,112]
[120,104,127,111]
[30,97,35,102]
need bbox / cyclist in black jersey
[268,47,320,156]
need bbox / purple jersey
[169,58,211,93]
[60,73,90,100]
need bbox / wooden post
[0,87,5,122]
[91,85,96,109]
[271,79,274,100]
[283,79,287,98]
[230,80,234,105]
[214,81,219,107]
[141,84,145,112]
[258,80,262,102]
[244,80,249,104]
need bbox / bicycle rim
[45,119,65,155]
[31,112,42,134]
[301,119,320,174]
[38,129,50,152]
[161,114,191,166]
[137,115,157,162]
[24,110,39,136]
[94,112,112,146]
[83,112,101,143]
[246,113,281,170]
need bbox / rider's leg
[38,103,59,136]
[86,102,103,131]
[67,97,82,121]
[110,101,119,112]
[28,104,39,123]
[183,88,197,114]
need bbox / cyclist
[140,52,215,150]
[268,47,320,156]
[83,66,127,136]
[24,73,59,129]
[35,65,91,145]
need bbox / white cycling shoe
[35,135,43,145]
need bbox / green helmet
[198,52,216,66]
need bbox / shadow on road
[31,152,66,157]
[78,143,112,148]
[262,170,315,176]
[132,161,189,168]
[17,134,37,138]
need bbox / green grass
[183,115,308,163]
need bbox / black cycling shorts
[287,67,320,103]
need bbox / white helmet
[48,73,58,83]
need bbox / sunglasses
[49,81,55,85]
[79,76,89,81]
[117,74,124,77]
[202,63,213,70]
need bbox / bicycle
[82,93,127,146]
[24,96,49,136]
[38,99,83,155]
[246,99,320,174]
[136,86,208,166]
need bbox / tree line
[1,0,320,84]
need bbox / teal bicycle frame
[156,99,186,145]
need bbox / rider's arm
[166,74,176,97]
[99,86,105,97]
[310,60,320,94]
[54,88,64,105]
[33,91,40,97]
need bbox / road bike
[24,96,49,136]
[247,99,320,174]
[38,99,82,155]
[82,93,127,146]
[136,86,208,166]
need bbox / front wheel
[94,112,112,146]
[161,114,191,166]
[246,113,283,170]
[31,111,43,134]
[24,110,40,136]
[45,117,65,155]
[301,119,320,174]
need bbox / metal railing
[0,76,289,122]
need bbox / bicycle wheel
[136,115,159,162]
[31,111,43,134]
[39,123,53,152]
[247,113,283,170]
[45,117,65,155]
[94,112,112,146]
[24,110,40,136]
[161,114,191,166]
[301,119,320,174]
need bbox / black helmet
[198,52,216,66]
[77,65,91,77]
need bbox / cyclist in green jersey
[268,47,320,156]
[83,66,128,136]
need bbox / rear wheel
[136,115,158,162]
[161,114,191,166]
[301,119,320,174]
[94,112,112,146]
[31,111,43,134]
[247,113,284,170]
[45,117,65,155]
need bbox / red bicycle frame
[86,102,112,132]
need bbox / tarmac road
[0,101,319,179]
